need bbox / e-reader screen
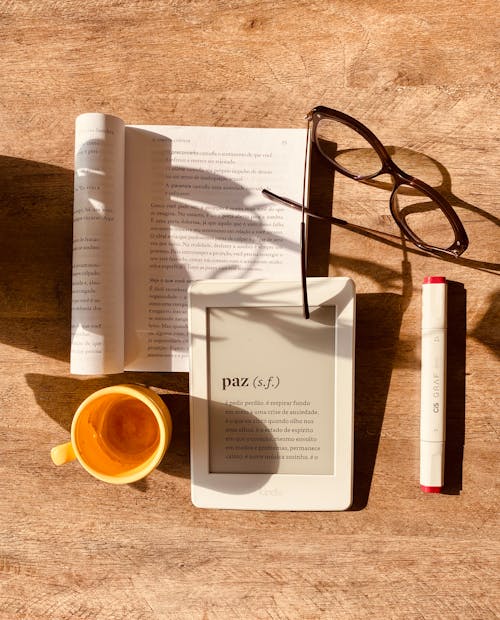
[207,305,335,475]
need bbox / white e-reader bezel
[188,277,355,510]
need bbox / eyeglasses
[263,105,469,318]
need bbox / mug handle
[51,442,76,466]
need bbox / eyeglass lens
[315,117,382,178]
[391,185,457,249]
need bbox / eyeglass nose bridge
[370,151,410,181]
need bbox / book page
[70,113,125,375]
[124,125,306,372]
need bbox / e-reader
[188,277,355,510]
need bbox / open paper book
[71,113,307,374]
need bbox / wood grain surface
[0,1,498,618]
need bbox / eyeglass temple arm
[300,220,310,319]
[262,189,317,319]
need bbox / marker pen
[420,276,447,493]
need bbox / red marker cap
[420,485,442,494]
[423,276,446,284]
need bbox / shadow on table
[470,288,500,360]
[0,156,73,361]
[443,281,467,495]
[350,293,403,510]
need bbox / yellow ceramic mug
[51,385,172,484]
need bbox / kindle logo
[259,488,283,497]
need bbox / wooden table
[1,2,498,618]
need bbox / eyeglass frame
[263,105,469,318]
